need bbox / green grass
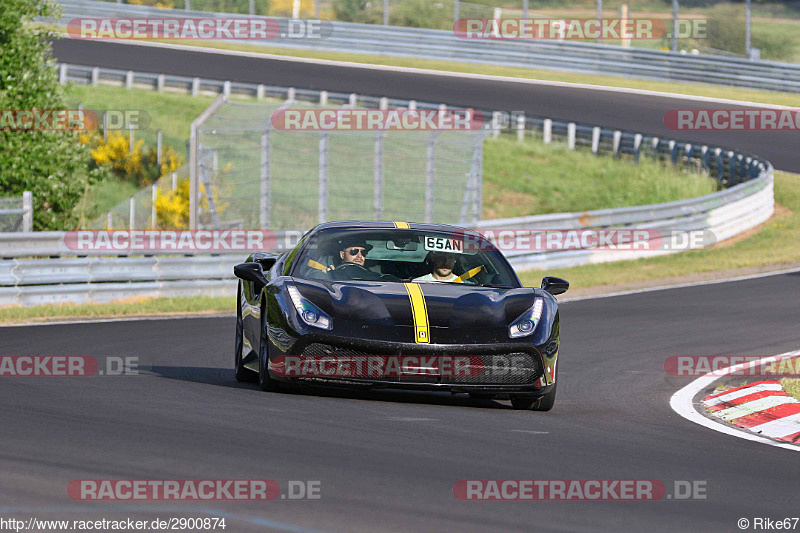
[66,84,215,141]
[76,178,140,228]
[483,136,716,219]
[518,170,800,290]
[781,378,800,402]
[0,296,235,325]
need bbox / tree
[0,0,104,230]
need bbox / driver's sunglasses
[346,247,368,257]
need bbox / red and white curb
[701,380,800,444]
[670,350,800,452]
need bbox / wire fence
[195,99,487,230]
[0,193,33,232]
[89,165,189,229]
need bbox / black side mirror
[541,276,569,296]
[252,251,279,271]
[234,262,268,289]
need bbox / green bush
[332,0,381,24]
[705,4,746,55]
[0,0,107,230]
[751,27,799,61]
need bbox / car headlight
[508,298,544,338]
[287,285,333,330]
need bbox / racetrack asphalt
[2,272,799,532]
[51,39,800,173]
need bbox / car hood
[292,279,537,329]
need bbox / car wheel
[510,395,537,410]
[257,302,280,392]
[512,367,558,411]
[234,287,254,382]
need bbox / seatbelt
[454,266,483,283]
[307,259,328,271]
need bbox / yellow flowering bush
[154,178,227,229]
[129,0,174,8]
[82,130,183,187]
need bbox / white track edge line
[57,37,798,110]
[559,266,800,303]
[670,350,800,452]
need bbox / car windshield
[291,227,521,288]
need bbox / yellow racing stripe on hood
[404,283,430,344]
[393,221,410,229]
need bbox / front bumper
[268,333,553,395]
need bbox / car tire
[512,367,558,411]
[234,287,254,383]
[257,301,280,393]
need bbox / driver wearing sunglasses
[326,237,374,271]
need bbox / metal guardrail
[4,58,774,305]
[0,166,773,306]
[55,0,800,92]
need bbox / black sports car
[233,221,568,411]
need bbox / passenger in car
[413,252,461,283]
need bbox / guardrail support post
[125,70,134,89]
[157,74,165,92]
[492,112,502,139]
[318,132,329,223]
[223,81,231,98]
[129,196,135,230]
[633,134,642,163]
[591,126,601,154]
[612,130,621,156]
[107,212,112,230]
[22,191,32,232]
[567,123,576,150]
[91,67,99,87]
[191,78,200,97]
[374,131,384,220]
[151,185,157,229]
[349,93,358,106]
[669,140,677,164]
[129,122,135,153]
[516,115,525,142]
[320,91,328,105]
[701,145,709,170]
[379,97,388,110]
[157,130,163,165]
[256,84,265,100]
[543,119,552,144]
[59,64,67,85]
[172,172,177,191]
[408,100,417,111]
